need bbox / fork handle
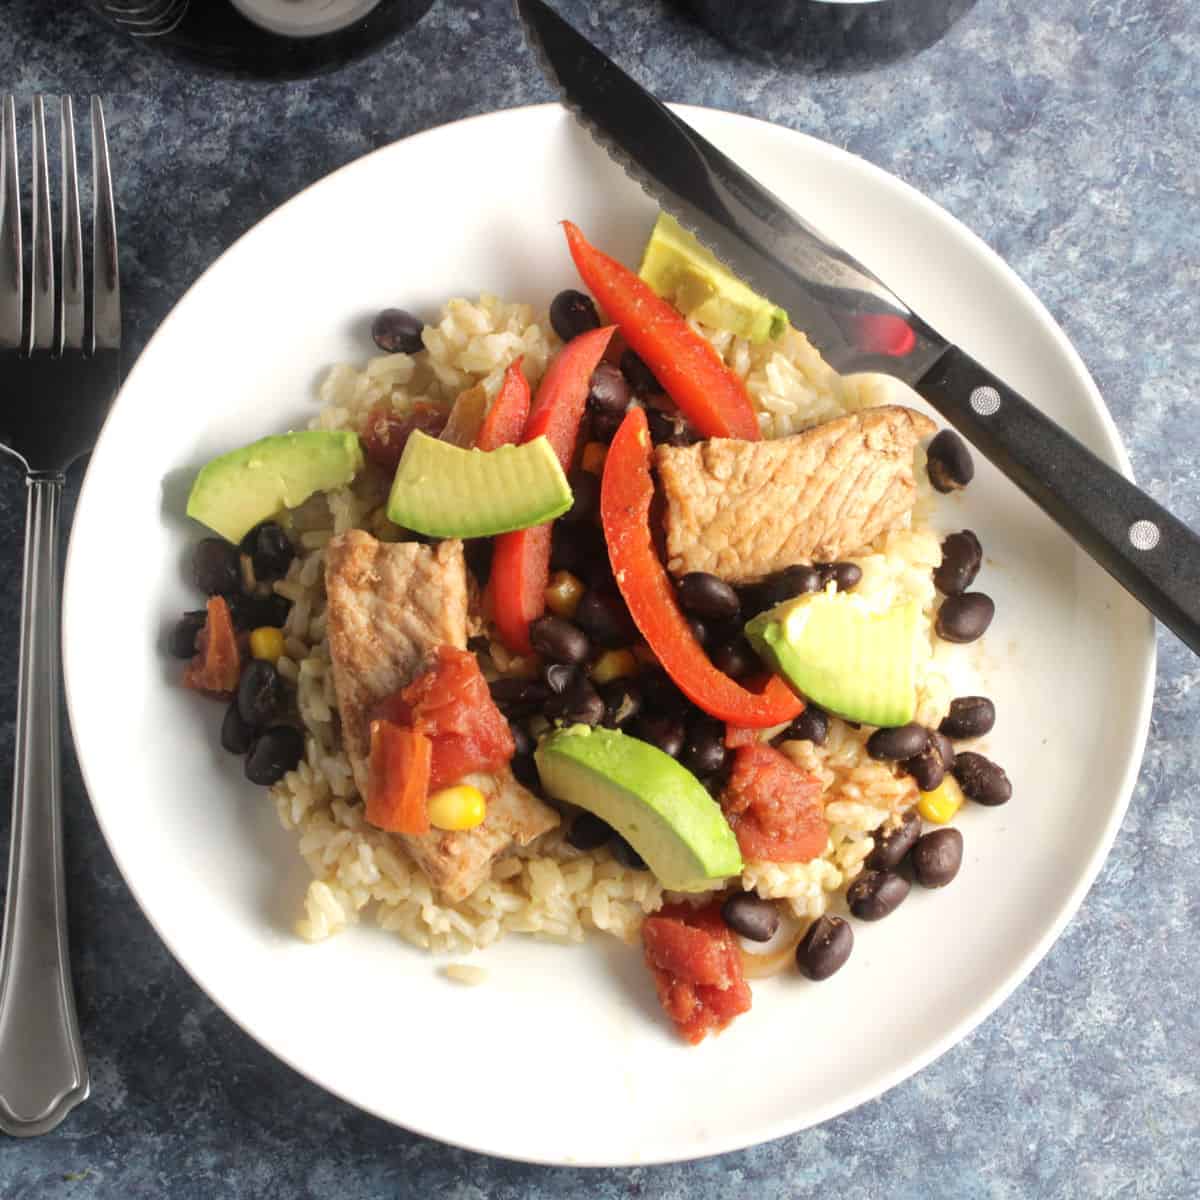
[918,344,1200,654]
[0,476,89,1136]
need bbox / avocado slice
[745,590,921,728]
[186,430,364,544]
[386,431,572,539]
[535,726,742,891]
[639,212,788,344]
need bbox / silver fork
[0,96,120,1137]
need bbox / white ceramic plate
[63,105,1155,1166]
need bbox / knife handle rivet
[969,386,1002,416]
[1128,520,1161,552]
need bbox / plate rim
[62,101,1156,1166]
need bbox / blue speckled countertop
[2,0,1198,1194]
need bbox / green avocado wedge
[638,211,788,344]
[386,431,573,538]
[535,726,743,891]
[745,590,921,728]
[186,430,364,544]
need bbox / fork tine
[29,95,54,352]
[60,97,84,353]
[0,96,21,350]
[90,97,119,352]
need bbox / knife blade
[516,0,1200,655]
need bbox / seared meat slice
[324,530,557,899]
[655,406,936,583]
[325,530,470,793]
[404,769,558,903]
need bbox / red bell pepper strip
[488,325,615,653]
[475,358,531,452]
[366,722,432,835]
[562,221,761,442]
[600,407,803,727]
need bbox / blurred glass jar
[681,0,979,70]
[86,0,436,81]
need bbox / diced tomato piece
[724,724,760,750]
[182,595,242,696]
[642,902,752,1045]
[375,646,515,792]
[362,402,447,472]
[366,722,431,834]
[721,743,826,863]
[475,358,531,451]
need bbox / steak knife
[516,0,1200,655]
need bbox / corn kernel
[917,776,964,825]
[591,648,638,685]
[544,570,585,619]
[249,626,286,663]
[427,785,487,832]
[581,442,608,475]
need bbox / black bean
[847,869,911,921]
[638,669,689,715]
[632,713,686,759]
[599,679,642,729]
[721,893,781,943]
[236,659,285,728]
[468,634,491,655]
[574,589,636,649]
[191,538,242,596]
[933,530,982,596]
[646,407,696,447]
[743,564,823,616]
[866,722,929,762]
[620,348,662,395]
[926,429,975,493]
[940,696,996,740]
[542,662,580,696]
[587,361,631,415]
[168,611,207,659]
[676,572,741,621]
[796,915,854,981]
[953,751,1011,806]
[686,617,709,646]
[511,753,542,792]
[530,615,591,664]
[904,747,946,793]
[508,720,534,760]
[912,828,964,888]
[865,808,922,871]
[710,638,758,681]
[464,538,494,584]
[371,308,424,354]
[780,706,829,747]
[930,731,956,773]
[550,522,595,574]
[239,522,294,581]
[567,810,613,852]
[588,407,625,444]
[220,703,255,755]
[565,677,607,726]
[610,834,648,870]
[819,561,862,591]
[550,289,601,342]
[488,677,550,716]
[700,772,728,797]
[225,591,291,632]
[936,592,994,644]
[245,724,305,786]
[682,717,727,777]
[562,469,601,525]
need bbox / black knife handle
[917,344,1200,653]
